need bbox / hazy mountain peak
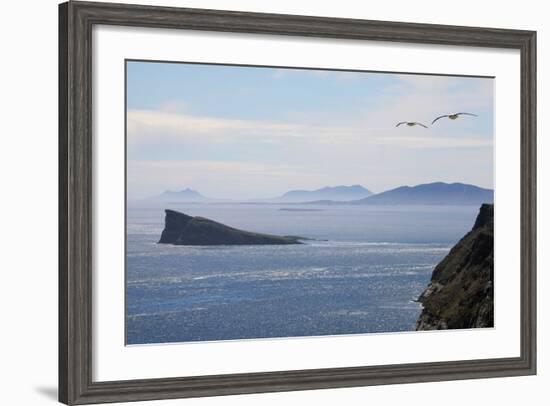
[354,182,493,205]
[279,185,373,202]
[151,188,208,202]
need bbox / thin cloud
[128,107,492,150]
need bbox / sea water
[126,203,478,344]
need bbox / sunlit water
[126,203,479,344]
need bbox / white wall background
[0,0,546,405]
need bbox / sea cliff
[416,204,494,330]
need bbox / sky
[126,60,494,200]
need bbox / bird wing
[414,122,428,128]
[396,122,406,127]
[431,115,448,124]
[456,112,478,117]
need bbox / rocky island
[158,209,304,245]
[416,203,494,330]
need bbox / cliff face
[416,204,494,330]
[158,209,303,246]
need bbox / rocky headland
[416,204,494,330]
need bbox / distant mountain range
[146,182,493,206]
[150,188,208,202]
[351,182,493,206]
[276,185,373,202]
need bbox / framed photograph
[59,1,536,404]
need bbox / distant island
[416,203,494,330]
[142,182,492,206]
[158,209,304,245]
[275,185,373,202]
[304,182,493,206]
[355,182,493,205]
[149,188,209,203]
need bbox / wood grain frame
[59,1,536,404]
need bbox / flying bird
[432,112,478,124]
[396,121,428,128]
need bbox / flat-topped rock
[158,209,303,246]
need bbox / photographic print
[125,60,494,345]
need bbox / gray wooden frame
[59,1,537,404]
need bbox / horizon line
[129,180,495,202]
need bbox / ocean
[126,203,479,345]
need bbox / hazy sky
[127,61,494,200]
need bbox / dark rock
[472,203,493,230]
[158,209,303,245]
[416,204,494,330]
